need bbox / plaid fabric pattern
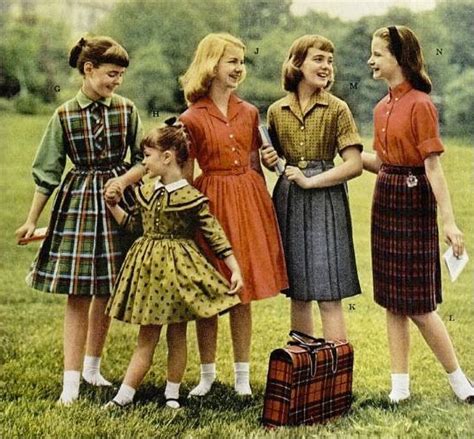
[29,95,140,296]
[262,340,354,427]
[372,164,441,314]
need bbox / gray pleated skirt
[273,161,361,301]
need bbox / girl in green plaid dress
[15,36,144,405]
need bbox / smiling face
[82,63,126,100]
[212,45,245,91]
[299,47,333,91]
[367,37,400,82]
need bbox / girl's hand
[285,166,309,189]
[228,270,243,295]
[104,180,123,206]
[261,144,279,169]
[444,223,465,257]
[15,221,36,245]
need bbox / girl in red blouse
[363,25,473,403]
[179,33,287,396]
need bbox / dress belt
[202,166,249,176]
[381,164,425,175]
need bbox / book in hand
[443,246,469,282]
[258,125,285,176]
[18,227,48,245]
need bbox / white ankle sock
[234,362,252,395]
[389,373,410,403]
[165,381,181,408]
[82,355,112,386]
[448,368,474,401]
[58,370,81,405]
[188,363,216,396]
[113,383,136,406]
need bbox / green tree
[444,69,474,135]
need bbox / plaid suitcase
[262,331,354,427]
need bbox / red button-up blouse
[373,81,444,166]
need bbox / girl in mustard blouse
[363,25,473,404]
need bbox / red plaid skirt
[371,164,442,314]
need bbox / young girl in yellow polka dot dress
[104,117,242,409]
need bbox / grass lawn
[0,112,473,438]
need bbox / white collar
[154,178,188,193]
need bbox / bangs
[98,45,129,67]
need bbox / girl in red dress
[180,33,288,396]
[363,25,473,403]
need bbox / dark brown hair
[140,118,190,168]
[373,26,432,93]
[282,35,335,92]
[69,36,129,74]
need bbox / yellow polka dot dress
[107,179,240,325]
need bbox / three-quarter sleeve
[336,102,363,153]
[121,206,144,235]
[128,105,144,166]
[32,111,67,195]
[411,99,444,159]
[195,201,233,259]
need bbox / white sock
[58,370,81,405]
[112,383,136,406]
[82,355,112,386]
[448,368,474,401]
[188,363,216,396]
[389,373,410,403]
[234,362,252,395]
[165,381,181,408]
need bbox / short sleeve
[179,113,198,159]
[336,102,363,154]
[128,104,144,166]
[32,110,67,195]
[411,99,444,159]
[121,206,143,235]
[195,201,233,259]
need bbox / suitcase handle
[289,330,326,347]
[289,331,339,375]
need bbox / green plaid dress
[27,90,143,296]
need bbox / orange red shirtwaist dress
[180,94,288,303]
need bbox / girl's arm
[104,164,145,204]
[362,151,382,174]
[106,202,128,226]
[425,154,464,257]
[15,191,50,243]
[286,145,362,189]
[222,254,243,295]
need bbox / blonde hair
[282,35,335,92]
[373,26,432,93]
[180,33,246,105]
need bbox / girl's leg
[230,303,252,395]
[386,310,410,402]
[410,311,474,401]
[82,296,112,386]
[60,295,92,404]
[291,299,314,335]
[165,322,188,408]
[108,324,162,407]
[189,316,218,396]
[318,300,347,341]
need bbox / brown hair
[69,36,129,74]
[373,26,432,93]
[282,35,335,92]
[140,117,190,168]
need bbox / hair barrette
[164,116,177,126]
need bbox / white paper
[443,246,469,282]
